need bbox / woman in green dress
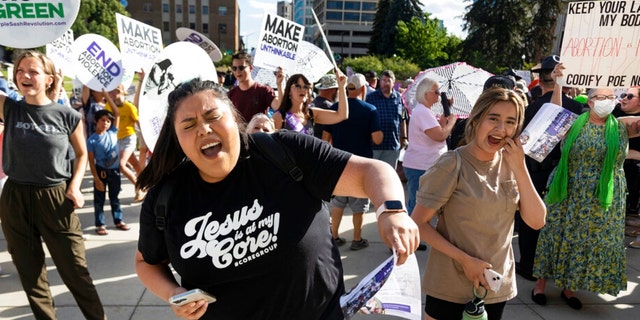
[532,64,640,309]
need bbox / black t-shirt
[613,105,640,152]
[139,131,351,319]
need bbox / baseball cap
[483,75,516,91]
[531,55,560,73]
[347,73,366,90]
[315,74,338,90]
[364,70,377,80]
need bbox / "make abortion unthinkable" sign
[253,13,304,73]
[559,0,640,88]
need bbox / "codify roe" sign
[560,0,640,88]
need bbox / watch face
[385,200,404,210]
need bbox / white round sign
[176,27,223,62]
[138,41,217,152]
[0,0,80,48]
[71,34,124,92]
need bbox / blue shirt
[365,89,405,150]
[87,126,119,169]
[325,98,381,158]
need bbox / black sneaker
[350,238,369,250]
[333,237,346,246]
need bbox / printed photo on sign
[46,28,75,78]
[0,0,80,48]
[559,0,640,88]
[138,41,217,152]
[116,13,163,73]
[176,27,223,62]
[71,33,123,92]
[253,12,304,73]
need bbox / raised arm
[312,69,348,125]
[102,88,121,129]
[133,69,145,108]
[333,155,419,264]
[550,63,564,106]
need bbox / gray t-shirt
[3,99,80,186]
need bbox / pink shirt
[402,104,447,170]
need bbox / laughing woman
[0,51,105,319]
[411,88,546,320]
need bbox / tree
[461,0,534,72]
[526,1,563,64]
[395,14,454,69]
[72,0,129,44]
[369,0,423,56]
[341,55,420,81]
[368,0,391,54]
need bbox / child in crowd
[87,104,130,235]
[246,113,275,134]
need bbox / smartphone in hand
[440,92,451,117]
[169,289,217,306]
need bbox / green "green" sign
[0,2,65,19]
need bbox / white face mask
[592,99,616,118]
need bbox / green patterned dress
[533,120,628,295]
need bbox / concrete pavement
[1,169,639,319]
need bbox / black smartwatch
[375,200,406,218]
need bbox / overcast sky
[238,0,468,49]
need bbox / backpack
[154,132,303,230]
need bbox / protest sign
[253,13,304,73]
[0,0,80,48]
[560,0,640,88]
[340,254,421,320]
[71,34,123,92]
[176,27,223,62]
[116,13,163,89]
[520,102,578,163]
[46,28,75,78]
[138,42,217,152]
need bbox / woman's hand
[377,212,420,265]
[460,255,493,291]
[66,187,84,208]
[169,288,209,320]
[502,136,526,173]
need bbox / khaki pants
[0,180,105,320]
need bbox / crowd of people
[0,47,639,320]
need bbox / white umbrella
[402,62,493,117]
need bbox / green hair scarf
[546,112,619,209]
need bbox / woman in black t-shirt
[134,78,419,319]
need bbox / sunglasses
[591,94,617,101]
[621,93,636,100]
[292,84,311,90]
[231,65,248,72]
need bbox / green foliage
[395,14,453,69]
[341,55,420,81]
[462,0,534,73]
[526,1,563,63]
[370,0,423,56]
[71,0,129,45]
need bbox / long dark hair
[136,78,245,190]
[278,74,312,119]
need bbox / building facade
[127,0,239,53]
[312,0,378,58]
[277,1,293,20]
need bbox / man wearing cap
[324,73,382,250]
[311,74,339,139]
[227,51,281,122]
[516,55,585,281]
[366,70,408,170]
[364,70,377,96]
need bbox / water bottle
[462,287,488,320]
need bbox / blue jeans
[93,166,123,227]
[403,167,426,215]
[373,149,400,169]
